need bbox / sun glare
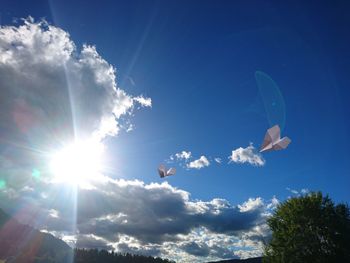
[50,140,105,185]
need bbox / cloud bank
[0,178,275,262]
[228,144,265,167]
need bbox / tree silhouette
[73,248,175,263]
[263,192,350,263]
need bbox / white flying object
[158,164,176,178]
[260,125,291,153]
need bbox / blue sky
[0,0,349,260]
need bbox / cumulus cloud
[238,197,264,212]
[187,156,210,169]
[0,177,275,262]
[170,152,214,171]
[228,144,265,167]
[0,18,150,188]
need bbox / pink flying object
[260,125,291,153]
[158,164,176,178]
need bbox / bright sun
[50,140,105,185]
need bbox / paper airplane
[158,164,176,178]
[260,125,291,153]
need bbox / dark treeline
[24,248,175,263]
[73,249,175,263]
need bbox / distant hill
[207,257,262,263]
[0,208,72,262]
[0,208,174,263]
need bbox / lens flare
[0,179,6,189]
[32,168,41,179]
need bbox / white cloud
[214,158,222,164]
[267,196,280,210]
[286,187,310,196]
[228,144,265,167]
[300,188,309,195]
[238,197,264,212]
[134,96,152,108]
[169,151,192,168]
[76,234,113,250]
[175,151,192,160]
[286,187,298,195]
[49,209,59,218]
[187,156,210,169]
